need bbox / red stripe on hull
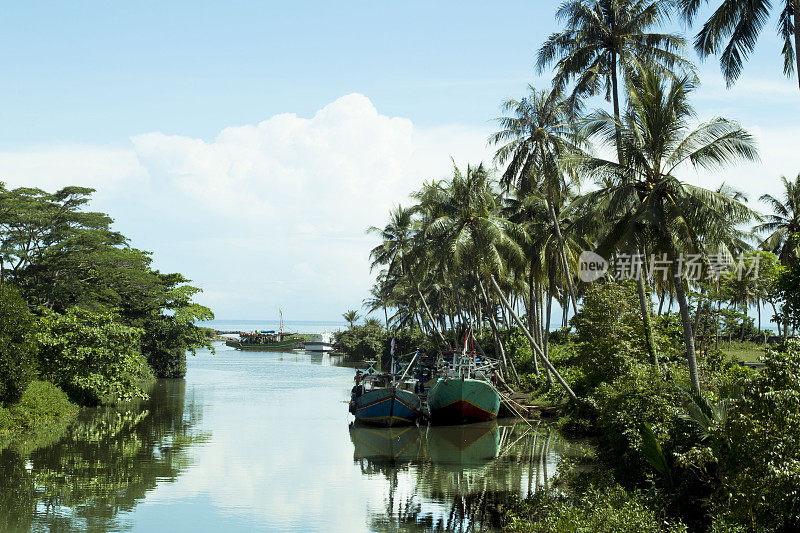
[430,399,497,424]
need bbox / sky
[0,1,798,321]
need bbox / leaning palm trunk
[671,255,701,395]
[490,275,578,402]
[548,200,578,314]
[796,0,800,92]
[415,285,448,346]
[477,276,520,384]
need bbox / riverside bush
[709,342,800,531]
[506,477,687,532]
[0,285,36,405]
[0,381,77,433]
[35,308,152,405]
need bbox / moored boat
[349,359,423,427]
[428,377,500,424]
[427,342,500,425]
[225,332,303,351]
[304,330,334,352]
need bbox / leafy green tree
[680,0,800,91]
[35,308,152,405]
[0,285,36,405]
[757,173,800,266]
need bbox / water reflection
[351,421,578,532]
[0,379,207,532]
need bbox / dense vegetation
[344,1,800,530]
[0,184,213,433]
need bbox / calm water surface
[0,342,584,532]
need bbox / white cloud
[0,94,493,319]
[0,92,794,320]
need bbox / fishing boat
[225,310,303,351]
[427,335,500,425]
[349,356,424,427]
[225,330,303,351]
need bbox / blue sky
[0,1,797,321]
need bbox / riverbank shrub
[707,342,800,531]
[506,475,687,532]
[0,381,77,434]
[35,308,152,405]
[0,285,37,405]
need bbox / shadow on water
[0,379,208,532]
[350,420,579,533]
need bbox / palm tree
[680,0,800,91]
[577,67,758,395]
[538,0,691,363]
[491,85,585,314]
[537,0,691,154]
[757,173,800,265]
[368,205,447,343]
[343,310,360,329]
[418,162,578,400]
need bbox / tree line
[0,184,213,409]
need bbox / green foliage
[506,476,686,532]
[0,381,77,434]
[710,341,800,531]
[335,321,387,361]
[570,281,652,391]
[0,285,36,405]
[777,260,800,331]
[35,308,152,405]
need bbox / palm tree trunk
[415,285,448,346]
[610,51,624,162]
[634,251,657,367]
[795,0,800,92]
[476,276,519,384]
[671,256,701,395]
[490,275,578,402]
[548,199,578,314]
[528,267,540,375]
[544,279,554,385]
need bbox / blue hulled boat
[349,360,423,427]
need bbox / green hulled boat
[225,333,303,351]
[428,347,500,425]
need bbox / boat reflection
[349,424,423,468]
[352,420,579,532]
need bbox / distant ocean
[200,319,346,334]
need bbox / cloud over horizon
[0,93,797,321]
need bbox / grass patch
[721,341,768,363]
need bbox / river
[0,342,584,532]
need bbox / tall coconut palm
[538,0,691,363]
[419,163,578,400]
[537,0,691,153]
[757,173,800,265]
[491,85,585,314]
[368,205,447,343]
[576,67,759,395]
[680,0,800,91]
